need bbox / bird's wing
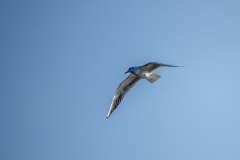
[141,62,182,73]
[107,74,141,118]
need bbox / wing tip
[166,65,184,67]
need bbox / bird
[106,62,183,118]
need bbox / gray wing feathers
[142,62,181,73]
[107,74,141,118]
[141,62,161,72]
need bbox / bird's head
[125,67,136,74]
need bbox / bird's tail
[146,74,161,83]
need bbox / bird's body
[132,67,150,79]
[106,62,183,118]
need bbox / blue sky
[1,1,240,160]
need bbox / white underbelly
[142,72,151,78]
[135,69,151,78]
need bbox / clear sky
[1,1,240,160]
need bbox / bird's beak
[125,71,129,74]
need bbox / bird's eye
[131,67,133,69]
[129,68,131,70]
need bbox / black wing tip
[154,63,184,68]
[172,65,184,67]
[165,65,184,67]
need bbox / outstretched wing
[141,62,182,73]
[107,74,141,118]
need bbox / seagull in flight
[106,62,183,118]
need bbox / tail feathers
[146,74,161,83]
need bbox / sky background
[1,1,240,160]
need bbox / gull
[106,62,183,118]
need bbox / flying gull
[106,62,183,118]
